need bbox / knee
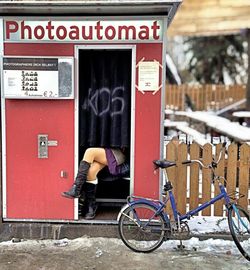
[85,148,93,155]
[83,148,95,160]
[84,147,101,156]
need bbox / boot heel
[84,182,97,220]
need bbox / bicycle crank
[171,221,191,240]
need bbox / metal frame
[159,16,168,199]
[74,44,136,220]
[0,18,6,218]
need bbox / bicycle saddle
[153,159,176,169]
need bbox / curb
[0,222,233,242]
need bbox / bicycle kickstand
[176,216,185,250]
[177,240,185,250]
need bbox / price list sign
[3,58,59,98]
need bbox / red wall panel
[3,41,164,220]
[5,100,75,219]
[134,43,162,199]
[4,43,75,219]
[4,43,74,56]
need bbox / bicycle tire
[228,204,250,261]
[118,203,166,253]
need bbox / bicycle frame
[118,196,170,225]
[169,183,231,222]
[120,183,232,226]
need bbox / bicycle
[118,143,250,261]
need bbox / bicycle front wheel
[118,203,166,253]
[228,204,250,261]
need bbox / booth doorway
[77,47,133,221]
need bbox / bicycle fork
[232,204,250,234]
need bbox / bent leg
[62,148,107,200]
[87,161,106,181]
[83,148,108,166]
[62,160,90,199]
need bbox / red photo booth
[0,1,181,222]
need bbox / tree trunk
[246,29,250,110]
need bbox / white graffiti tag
[86,86,125,117]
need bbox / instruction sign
[3,57,73,98]
[138,61,159,91]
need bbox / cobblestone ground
[0,236,249,270]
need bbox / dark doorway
[78,49,131,220]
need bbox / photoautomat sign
[4,20,163,42]
[3,57,74,98]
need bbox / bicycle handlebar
[182,160,192,165]
[182,142,227,169]
[181,159,208,168]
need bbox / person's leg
[82,161,106,219]
[82,148,108,166]
[87,160,106,181]
[62,148,107,199]
[61,160,91,199]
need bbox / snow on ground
[0,216,244,255]
[0,217,249,269]
[188,216,229,234]
[0,235,241,257]
[160,216,247,257]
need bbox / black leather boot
[84,183,98,220]
[61,161,90,199]
[78,183,87,216]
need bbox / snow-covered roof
[176,125,210,146]
[0,1,182,26]
[165,109,250,143]
[186,111,250,142]
[232,111,250,118]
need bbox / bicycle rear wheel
[118,203,166,253]
[228,204,250,261]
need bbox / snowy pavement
[0,235,249,270]
[0,217,249,269]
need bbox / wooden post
[239,144,250,209]
[189,143,200,212]
[202,143,212,216]
[165,138,179,217]
[246,29,250,110]
[176,143,187,214]
[226,143,238,198]
[214,144,225,216]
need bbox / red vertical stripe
[134,43,162,198]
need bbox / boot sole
[61,192,80,199]
[84,215,96,220]
[83,208,97,220]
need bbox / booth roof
[0,0,182,25]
